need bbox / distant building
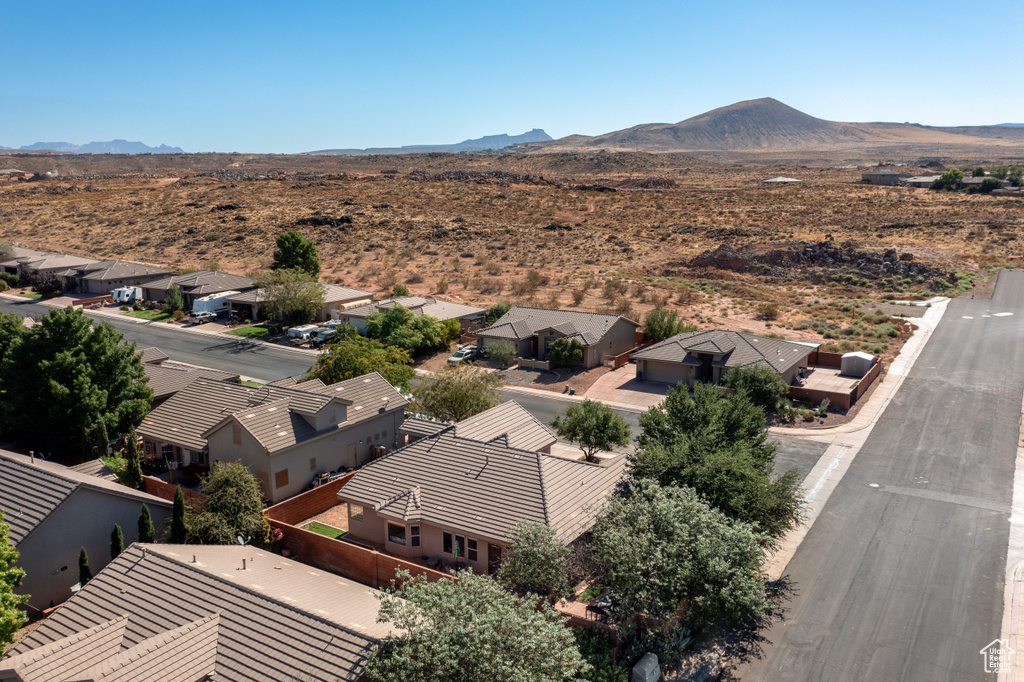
[762,176,802,184]
[334,296,487,334]
[905,175,941,188]
[862,169,901,186]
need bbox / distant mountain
[995,123,1024,127]
[13,140,184,154]
[528,98,1024,153]
[307,128,553,156]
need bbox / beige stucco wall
[16,488,171,611]
[346,507,505,575]
[207,409,405,503]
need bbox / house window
[388,523,406,546]
[349,504,364,523]
[455,534,466,559]
[443,531,453,554]
[467,538,478,562]
[194,450,208,467]
[232,423,241,445]
[274,469,289,489]
[309,457,317,471]
[411,526,420,547]
[382,429,388,440]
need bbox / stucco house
[225,282,374,323]
[1,250,98,280]
[0,451,172,611]
[633,329,819,387]
[334,296,487,334]
[338,425,626,575]
[59,259,173,295]
[474,306,640,369]
[140,270,256,308]
[137,373,408,503]
[3,544,387,682]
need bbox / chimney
[192,554,197,563]
[242,558,247,571]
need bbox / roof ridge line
[535,450,551,526]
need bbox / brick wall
[143,476,205,512]
[853,358,882,402]
[787,386,852,411]
[809,350,844,368]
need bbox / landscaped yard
[226,324,272,338]
[18,292,42,300]
[303,522,346,539]
[125,309,172,321]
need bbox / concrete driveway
[582,364,668,410]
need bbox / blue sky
[3,1,1020,153]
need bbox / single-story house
[633,329,819,387]
[905,175,941,188]
[3,544,388,682]
[334,296,487,334]
[58,259,174,295]
[338,428,626,575]
[862,169,901,186]
[138,372,408,503]
[400,399,557,453]
[140,269,256,308]
[0,451,172,611]
[474,306,640,369]
[1,251,98,280]
[138,346,239,405]
[225,282,374,323]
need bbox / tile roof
[633,329,817,375]
[454,400,557,453]
[225,283,373,305]
[142,270,255,295]
[13,253,98,272]
[9,544,386,681]
[475,306,638,345]
[68,458,119,482]
[144,362,239,401]
[399,417,449,440]
[138,347,169,365]
[0,451,171,545]
[74,260,173,281]
[342,297,485,321]
[141,373,408,455]
[340,432,625,543]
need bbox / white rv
[111,286,142,304]
[191,291,241,317]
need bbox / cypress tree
[124,426,144,490]
[110,524,124,560]
[138,504,155,543]
[171,486,187,543]
[93,417,109,460]
[79,547,92,586]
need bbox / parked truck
[111,286,142,304]
[191,290,241,317]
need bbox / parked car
[188,311,217,325]
[447,346,479,365]
[310,328,337,348]
[323,319,348,328]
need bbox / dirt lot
[3,151,1020,354]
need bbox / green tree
[973,167,986,177]
[551,399,631,462]
[0,511,28,646]
[0,311,27,369]
[724,364,789,412]
[410,365,504,423]
[589,479,770,634]
[485,302,511,325]
[548,337,584,368]
[0,307,152,455]
[991,165,1010,180]
[138,504,155,543]
[1009,166,1024,187]
[171,485,187,543]
[254,268,326,325]
[364,570,589,682]
[364,305,446,355]
[91,415,110,460]
[642,308,697,342]
[392,284,410,297]
[939,167,964,190]
[110,524,124,560]
[78,547,92,587]
[123,426,144,489]
[487,339,517,369]
[163,284,184,314]
[305,335,415,392]
[630,383,801,543]
[496,521,573,602]
[271,230,320,279]
[0,242,14,263]
[187,462,264,545]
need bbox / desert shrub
[405,272,424,285]
[572,288,586,306]
[510,279,533,297]
[873,323,898,338]
[487,339,516,368]
[755,302,780,321]
[434,279,449,294]
[392,284,410,297]
[642,308,697,342]
[0,281,7,293]
[0,273,18,287]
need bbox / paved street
[739,271,1024,681]
[0,298,315,381]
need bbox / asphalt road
[0,298,316,381]
[740,271,1024,682]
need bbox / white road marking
[963,316,974,319]
[996,312,1015,317]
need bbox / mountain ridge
[306,128,552,156]
[7,140,185,154]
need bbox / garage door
[643,360,690,386]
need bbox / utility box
[631,653,660,682]
[841,351,874,377]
